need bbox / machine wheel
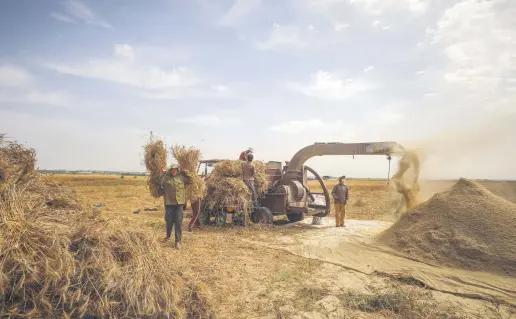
[252,207,273,224]
[287,212,306,223]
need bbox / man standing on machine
[242,153,257,206]
[331,176,349,227]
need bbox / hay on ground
[378,178,516,276]
[143,133,167,198]
[0,135,213,318]
[171,145,206,200]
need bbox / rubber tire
[252,207,273,224]
[287,212,306,223]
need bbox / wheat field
[47,174,516,318]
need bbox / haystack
[171,145,206,201]
[0,136,212,318]
[143,133,167,198]
[379,178,516,276]
[204,160,270,211]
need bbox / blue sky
[1,0,515,179]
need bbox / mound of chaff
[205,160,270,211]
[391,150,421,217]
[0,135,212,318]
[143,133,167,198]
[171,145,206,201]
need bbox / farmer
[331,176,349,227]
[239,147,253,161]
[242,153,257,205]
[160,164,193,249]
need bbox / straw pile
[379,178,516,276]
[205,160,270,211]
[143,134,167,198]
[171,145,206,200]
[0,136,212,318]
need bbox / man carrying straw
[161,164,193,249]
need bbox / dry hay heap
[205,160,270,211]
[143,134,167,198]
[379,178,516,276]
[0,136,212,318]
[171,145,206,200]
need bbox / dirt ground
[53,175,516,318]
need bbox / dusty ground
[53,174,516,318]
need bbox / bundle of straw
[210,160,271,193]
[0,137,213,318]
[204,160,271,211]
[205,176,251,211]
[171,145,206,200]
[143,134,167,198]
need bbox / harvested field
[45,173,516,318]
[379,178,516,276]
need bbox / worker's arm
[181,169,194,185]
[345,185,349,203]
[331,185,340,201]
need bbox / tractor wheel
[287,212,306,223]
[252,207,273,224]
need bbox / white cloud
[216,0,261,26]
[256,23,337,50]
[430,0,516,111]
[114,44,136,60]
[0,90,71,107]
[59,0,112,29]
[301,0,429,16]
[349,0,429,15]
[366,105,404,125]
[0,65,33,87]
[44,44,199,90]
[287,70,372,100]
[364,66,374,73]
[50,12,76,23]
[176,115,223,126]
[268,119,346,135]
[333,22,350,31]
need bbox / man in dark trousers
[242,153,257,206]
[160,164,193,249]
[331,176,349,227]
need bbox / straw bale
[143,134,167,198]
[205,176,251,211]
[210,160,270,194]
[171,145,206,200]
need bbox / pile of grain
[205,160,270,211]
[0,136,212,318]
[143,133,167,198]
[171,145,206,200]
[379,178,516,276]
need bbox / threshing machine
[198,142,405,225]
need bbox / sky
[0,0,515,179]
